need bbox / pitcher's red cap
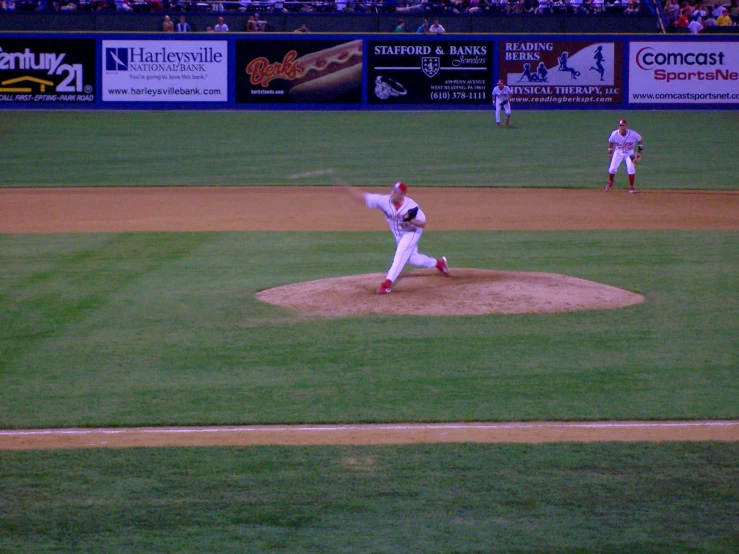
[393,182,407,194]
[618,119,628,126]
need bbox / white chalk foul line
[287,168,334,180]
[1,421,738,437]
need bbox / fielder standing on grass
[342,182,449,294]
[606,118,643,194]
[492,79,513,127]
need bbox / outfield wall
[1,33,738,110]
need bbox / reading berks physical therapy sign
[498,40,624,106]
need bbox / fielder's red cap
[497,79,504,85]
[393,182,407,194]
[618,119,628,125]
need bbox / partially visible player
[492,79,513,127]
[342,182,449,294]
[606,118,643,194]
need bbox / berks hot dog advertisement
[236,39,362,104]
[367,40,492,105]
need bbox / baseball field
[1,110,738,552]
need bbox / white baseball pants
[386,229,437,283]
[609,149,636,175]
[495,100,511,124]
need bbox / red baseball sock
[629,174,635,188]
[608,175,614,185]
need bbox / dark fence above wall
[0,12,660,33]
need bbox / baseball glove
[630,153,642,165]
[501,100,509,107]
[403,207,419,222]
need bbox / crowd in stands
[3,0,738,30]
[0,0,663,14]
[664,0,737,31]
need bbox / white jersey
[492,85,513,104]
[365,193,425,241]
[608,129,642,155]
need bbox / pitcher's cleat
[376,279,392,294]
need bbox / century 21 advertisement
[367,40,492,105]
[236,39,362,104]
[498,40,624,106]
[0,39,96,103]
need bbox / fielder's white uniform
[608,128,642,176]
[365,193,438,283]
[492,84,513,124]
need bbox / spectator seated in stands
[162,14,173,29]
[535,0,552,14]
[59,0,78,9]
[397,0,426,12]
[674,6,690,26]
[716,7,733,25]
[687,13,704,31]
[623,0,638,13]
[693,2,708,19]
[467,0,484,13]
[568,0,585,13]
[588,0,604,13]
[702,8,716,26]
[253,11,267,28]
[664,0,679,23]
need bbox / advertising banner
[102,40,227,102]
[367,40,492,105]
[629,42,739,104]
[499,40,623,105]
[236,39,362,104]
[0,39,95,103]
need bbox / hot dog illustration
[289,40,363,102]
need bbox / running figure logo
[590,45,606,81]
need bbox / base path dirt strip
[1,422,738,450]
[0,187,737,233]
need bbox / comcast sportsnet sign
[102,40,227,102]
[629,42,739,104]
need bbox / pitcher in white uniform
[344,181,449,294]
[606,118,643,194]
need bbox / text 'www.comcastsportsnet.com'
[106,87,222,97]
[631,92,739,102]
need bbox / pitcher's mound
[255,269,644,317]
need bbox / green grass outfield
[2,443,738,553]
[1,110,738,551]
[1,110,737,189]
[1,231,737,428]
